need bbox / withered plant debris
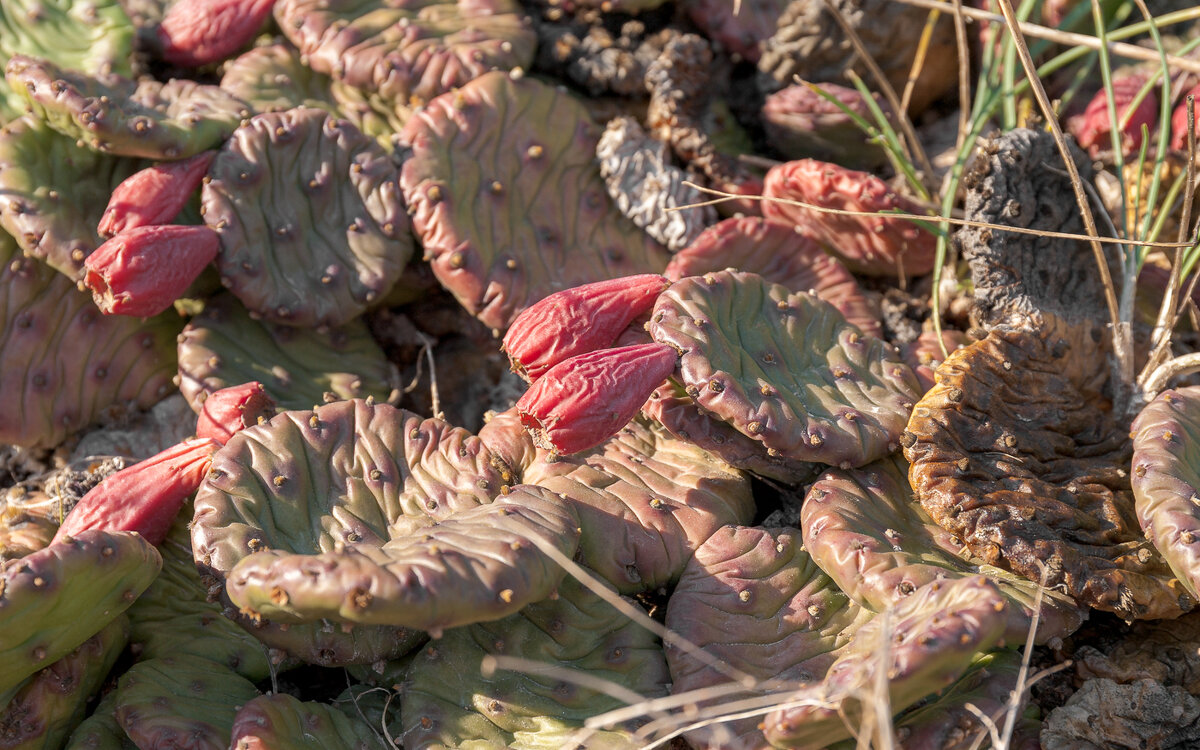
[1041,678,1200,749]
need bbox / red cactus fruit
[1069,74,1158,157]
[502,274,671,383]
[1171,84,1200,151]
[516,342,678,455]
[84,225,220,317]
[762,159,937,277]
[52,437,221,546]
[157,0,276,67]
[196,382,277,444]
[98,151,216,238]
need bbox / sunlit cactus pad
[905,329,1193,620]
[6,55,249,159]
[176,292,396,412]
[649,270,920,469]
[400,71,670,330]
[274,0,535,107]
[202,107,411,328]
[0,233,180,449]
[0,117,144,278]
[230,693,381,750]
[401,575,670,749]
[219,42,339,116]
[1132,386,1200,600]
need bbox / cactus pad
[201,107,411,327]
[0,117,145,278]
[219,42,338,116]
[905,329,1192,620]
[64,688,137,750]
[176,292,397,412]
[802,457,1085,645]
[401,574,670,749]
[0,530,160,703]
[230,693,381,750]
[761,82,889,168]
[664,216,882,337]
[1131,386,1200,600]
[400,71,671,330]
[114,655,260,750]
[685,0,789,63]
[649,270,920,469]
[274,0,536,107]
[6,56,249,160]
[664,525,874,749]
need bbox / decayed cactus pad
[649,270,920,469]
[202,107,411,328]
[400,71,670,330]
[905,329,1193,620]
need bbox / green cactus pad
[400,71,671,330]
[202,107,412,327]
[114,655,260,750]
[225,485,580,632]
[0,615,128,749]
[0,117,145,278]
[1132,386,1200,600]
[230,693,382,750]
[523,415,756,593]
[0,233,180,449]
[649,270,921,469]
[663,525,874,750]
[761,576,1010,749]
[906,329,1192,621]
[64,688,138,750]
[328,81,411,148]
[401,574,670,749]
[274,0,536,107]
[176,292,397,412]
[6,55,249,159]
[803,457,1086,645]
[0,530,161,703]
[219,43,339,116]
[127,509,273,681]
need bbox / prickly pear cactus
[0,530,161,704]
[64,688,137,750]
[0,117,145,278]
[176,292,397,412]
[219,42,338,116]
[114,655,260,750]
[685,0,790,64]
[401,575,670,749]
[664,216,882,337]
[1132,386,1200,601]
[230,693,381,750]
[0,615,128,749]
[6,55,249,159]
[400,71,671,331]
[649,270,921,469]
[202,107,412,328]
[274,0,536,107]
[802,456,1085,645]
[761,82,890,168]
[664,525,874,750]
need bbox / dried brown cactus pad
[904,329,1193,621]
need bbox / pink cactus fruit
[501,274,671,383]
[52,437,221,546]
[196,382,277,444]
[515,342,678,455]
[157,0,276,67]
[665,216,882,337]
[84,225,220,317]
[1171,84,1200,151]
[98,151,217,238]
[1069,74,1158,157]
[762,159,938,277]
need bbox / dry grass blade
[949,0,971,166]
[901,9,942,115]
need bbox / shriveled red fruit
[84,225,220,316]
[502,274,670,382]
[52,438,221,546]
[516,343,678,455]
[157,0,276,67]
[98,152,216,238]
[762,159,937,277]
[1069,74,1157,157]
[1172,84,1200,151]
[196,382,276,444]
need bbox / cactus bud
[53,438,221,546]
[84,225,219,316]
[1070,74,1157,157]
[157,0,277,67]
[502,274,670,382]
[99,151,216,238]
[1171,84,1200,151]
[196,382,277,444]
[515,342,678,455]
